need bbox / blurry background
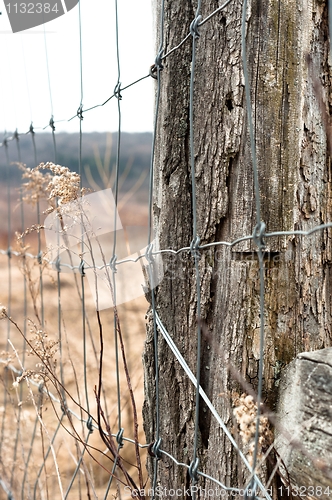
[0,1,155,497]
[0,0,154,133]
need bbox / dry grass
[0,166,150,499]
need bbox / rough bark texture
[143,0,332,494]
[276,348,332,495]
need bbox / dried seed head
[0,305,7,319]
[233,393,273,467]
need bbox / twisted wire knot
[149,64,158,80]
[150,49,164,78]
[149,437,162,459]
[145,243,154,264]
[110,255,118,273]
[60,401,68,414]
[114,82,122,100]
[79,260,85,277]
[77,104,84,121]
[86,416,94,432]
[37,251,43,266]
[190,15,202,39]
[188,457,199,483]
[55,256,61,273]
[190,235,201,259]
[116,428,124,449]
[252,221,266,250]
[154,49,164,71]
[49,116,56,132]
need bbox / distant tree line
[0,132,152,191]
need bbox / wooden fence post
[276,348,332,495]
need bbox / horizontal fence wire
[0,0,331,499]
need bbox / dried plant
[233,393,273,467]
[19,161,89,213]
[19,163,52,206]
[27,320,58,372]
[0,162,148,498]
[0,305,7,319]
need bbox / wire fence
[0,0,331,499]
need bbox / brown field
[0,186,150,499]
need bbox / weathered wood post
[143,0,332,494]
[276,348,332,493]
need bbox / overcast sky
[0,0,155,134]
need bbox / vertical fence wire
[112,0,123,434]
[240,0,266,491]
[22,388,44,500]
[33,415,65,499]
[10,132,28,492]
[21,127,45,500]
[62,3,93,496]
[103,0,124,496]
[39,23,66,500]
[188,3,203,492]
[148,0,166,495]
[31,128,46,328]
[77,0,91,424]
[0,138,12,475]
